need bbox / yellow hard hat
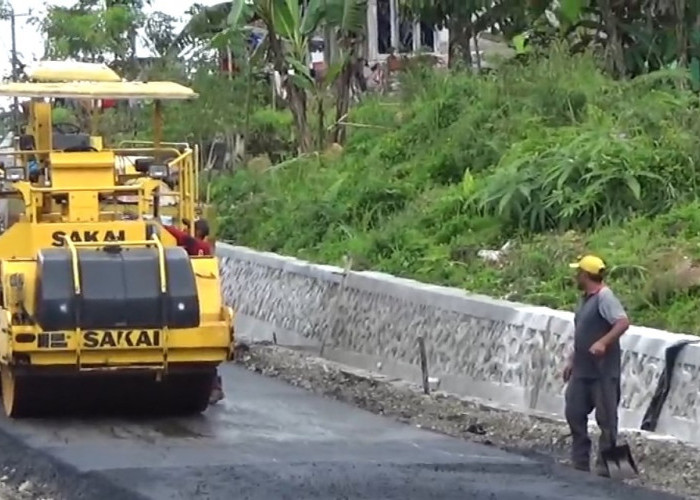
[569,254,606,275]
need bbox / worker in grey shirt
[563,255,630,476]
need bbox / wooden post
[320,255,353,357]
[417,336,429,395]
[153,99,163,163]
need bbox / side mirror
[5,167,25,181]
[148,164,169,180]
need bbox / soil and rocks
[0,475,36,500]
[235,342,700,500]
[0,419,144,500]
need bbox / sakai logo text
[51,230,126,247]
[83,330,161,348]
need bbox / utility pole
[4,4,31,135]
[10,6,18,134]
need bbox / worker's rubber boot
[594,461,610,478]
[209,375,224,405]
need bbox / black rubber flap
[35,246,200,331]
[163,247,200,328]
[52,132,91,151]
[35,249,77,331]
[77,247,161,329]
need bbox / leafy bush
[247,108,296,162]
[213,47,700,333]
[471,118,690,232]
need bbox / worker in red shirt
[163,219,212,256]
[163,218,225,405]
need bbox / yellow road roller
[0,74,234,418]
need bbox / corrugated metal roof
[0,81,198,100]
[26,61,122,82]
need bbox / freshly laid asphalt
[0,364,682,500]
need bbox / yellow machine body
[25,60,122,83]
[0,74,233,418]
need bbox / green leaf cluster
[213,47,700,334]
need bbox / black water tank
[35,246,200,331]
[35,249,77,331]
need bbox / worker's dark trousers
[565,376,620,469]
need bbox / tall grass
[212,47,700,333]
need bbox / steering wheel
[52,122,82,135]
[64,146,99,152]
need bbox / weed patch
[213,47,700,333]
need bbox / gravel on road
[235,342,700,500]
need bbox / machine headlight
[5,167,25,181]
[148,164,169,179]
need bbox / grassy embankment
[212,47,700,334]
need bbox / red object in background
[101,99,117,109]
[163,225,212,256]
[312,61,327,81]
[219,51,240,75]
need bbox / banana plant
[322,0,367,143]
[223,0,326,153]
[510,0,700,80]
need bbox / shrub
[213,47,700,333]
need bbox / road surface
[0,365,682,499]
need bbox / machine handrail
[28,185,146,193]
[166,149,198,227]
[117,140,191,149]
[113,147,183,157]
[64,237,83,369]
[0,149,55,157]
[64,234,168,372]
[66,235,167,293]
[0,147,184,158]
[166,150,192,168]
[65,238,81,295]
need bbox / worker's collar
[583,283,605,298]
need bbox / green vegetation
[212,48,700,333]
[27,0,700,333]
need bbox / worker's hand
[562,360,573,383]
[589,340,607,357]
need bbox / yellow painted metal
[153,100,163,159]
[1,367,17,416]
[0,220,149,259]
[111,146,200,227]
[26,61,121,83]
[0,257,233,371]
[0,81,198,100]
[90,136,103,151]
[30,101,53,152]
[0,67,231,417]
[0,257,232,367]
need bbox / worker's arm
[163,225,192,247]
[597,288,630,347]
[588,288,630,358]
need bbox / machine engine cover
[35,246,200,330]
[52,132,91,151]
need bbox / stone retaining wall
[217,243,700,446]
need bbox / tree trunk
[241,48,253,164]
[447,19,461,69]
[599,0,626,78]
[463,19,474,71]
[333,60,354,144]
[286,83,312,153]
[449,17,472,70]
[268,30,312,153]
[676,0,688,67]
[316,86,325,150]
[473,34,482,72]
